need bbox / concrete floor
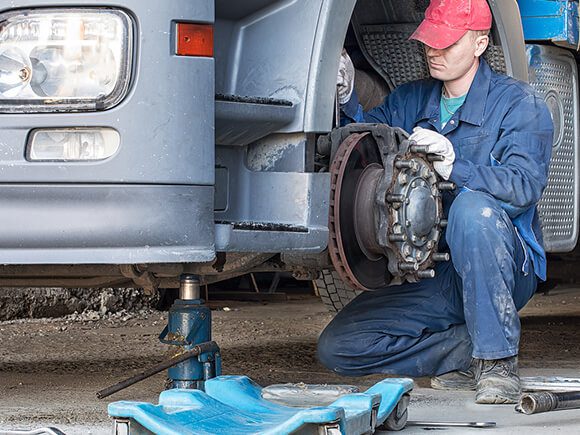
[1,285,580,434]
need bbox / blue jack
[159,274,221,390]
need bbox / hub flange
[327,125,449,291]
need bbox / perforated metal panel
[527,45,580,253]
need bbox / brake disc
[328,126,451,291]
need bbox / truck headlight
[0,9,133,113]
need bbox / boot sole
[431,377,477,391]
[475,389,520,404]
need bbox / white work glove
[337,49,355,105]
[409,127,455,180]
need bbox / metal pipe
[96,341,219,399]
[180,274,200,300]
[521,376,580,392]
[518,391,580,414]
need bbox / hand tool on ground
[406,421,496,428]
[0,428,65,435]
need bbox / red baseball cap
[410,0,492,50]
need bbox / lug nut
[399,262,419,271]
[437,182,456,191]
[418,269,436,279]
[395,159,418,171]
[428,154,446,162]
[410,144,429,154]
[387,194,405,203]
[433,252,451,262]
[389,234,407,242]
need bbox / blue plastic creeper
[109,375,413,434]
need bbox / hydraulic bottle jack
[97,274,221,399]
[159,274,221,389]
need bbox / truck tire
[316,270,361,312]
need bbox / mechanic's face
[424,31,489,83]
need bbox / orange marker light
[176,23,213,57]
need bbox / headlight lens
[0,9,133,112]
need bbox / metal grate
[528,45,579,252]
[360,24,429,87]
[358,24,506,89]
[484,45,507,75]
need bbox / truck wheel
[316,270,361,312]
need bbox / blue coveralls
[318,59,554,377]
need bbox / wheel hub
[328,126,450,291]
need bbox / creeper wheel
[382,393,410,431]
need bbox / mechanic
[318,0,553,404]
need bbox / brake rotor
[329,132,390,291]
[328,130,448,292]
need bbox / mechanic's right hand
[337,49,355,105]
[409,127,455,180]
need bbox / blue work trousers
[318,191,537,377]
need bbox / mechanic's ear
[474,35,489,57]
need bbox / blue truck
[0,0,577,312]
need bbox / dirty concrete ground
[0,287,157,320]
[1,286,580,434]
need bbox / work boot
[475,356,521,404]
[430,359,480,391]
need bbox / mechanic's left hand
[409,127,455,180]
[337,49,355,105]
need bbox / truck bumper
[0,185,215,264]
